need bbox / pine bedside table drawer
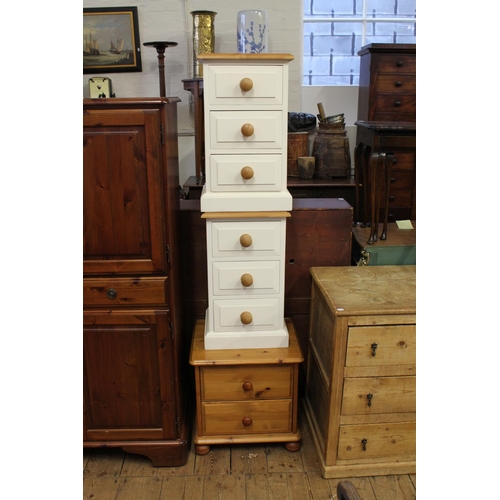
[213,298,283,331]
[337,422,416,461]
[346,325,416,367]
[341,376,416,415]
[83,277,167,306]
[209,154,283,192]
[200,365,293,401]
[376,54,416,74]
[212,261,281,296]
[209,220,284,258]
[201,400,292,435]
[209,111,284,150]
[205,65,284,106]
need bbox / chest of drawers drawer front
[210,154,283,192]
[214,298,282,331]
[83,277,167,306]
[341,376,416,415]
[337,422,416,461]
[209,111,284,150]
[206,65,284,106]
[346,325,416,367]
[201,400,292,435]
[210,220,284,258]
[375,55,416,75]
[212,261,281,296]
[200,365,293,401]
[373,74,416,94]
[372,94,416,116]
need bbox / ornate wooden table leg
[380,153,395,240]
[368,152,385,244]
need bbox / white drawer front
[206,65,284,105]
[212,261,281,296]
[210,154,282,192]
[209,111,283,150]
[210,220,284,258]
[214,298,282,331]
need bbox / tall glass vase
[237,10,268,53]
[191,10,217,78]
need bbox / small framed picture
[83,7,142,74]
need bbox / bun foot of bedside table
[285,441,301,452]
[195,444,211,455]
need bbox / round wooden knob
[242,382,253,391]
[242,417,253,426]
[241,273,253,287]
[240,311,253,325]
[241,123,254,137]
[239,77,253,91]
[239,234,252,247]
[240,166,254,180]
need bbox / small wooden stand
[189,318,303,454]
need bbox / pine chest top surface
[310,265,416,317]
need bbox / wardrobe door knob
[241,273,254,287]
[241,166,254,180]
[241,123,254,137]
[240,234,252,247]
[240,311,253,324]
[239,77,253,91]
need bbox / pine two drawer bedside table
[304,265,416,478]
[189,318,303,455]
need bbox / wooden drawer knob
[241,166,254,180]
[397,60,404,67]
[395,80,402,87]
[240,311,253,324]
[241,123,254,137]
[394,100,402,107]
[239,77,253,91]
[241,273,253,287]
[242,417,253,426]
[239,233,252,247]
[242,382,253,391]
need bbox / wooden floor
[83,410,416,500]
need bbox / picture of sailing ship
[83,7,142,73]
[109,37,124,54]
[84,32,100,56]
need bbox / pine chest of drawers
[304,266,416,478]
[190,318,303,454]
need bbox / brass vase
[191,10,217,78]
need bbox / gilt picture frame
[83,7,142,74]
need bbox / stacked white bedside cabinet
[198,53,294,350]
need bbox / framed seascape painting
[83,7,142,74]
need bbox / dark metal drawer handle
[366,393,373,407]
[395,80,402,87]
[371,343,378,356]
[397,60,404,67]
[395,101,402,107]
[362,438,368,451]
[389,195,395,201]
[107,288,117,299]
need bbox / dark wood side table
[182,78,205,183]
[354,121,416,245]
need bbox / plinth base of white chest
[204,310,289,350]
[200,186,292,212]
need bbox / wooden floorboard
[83,413,416,500]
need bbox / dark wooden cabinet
[357,43,416,123]
[83,98,190,466]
